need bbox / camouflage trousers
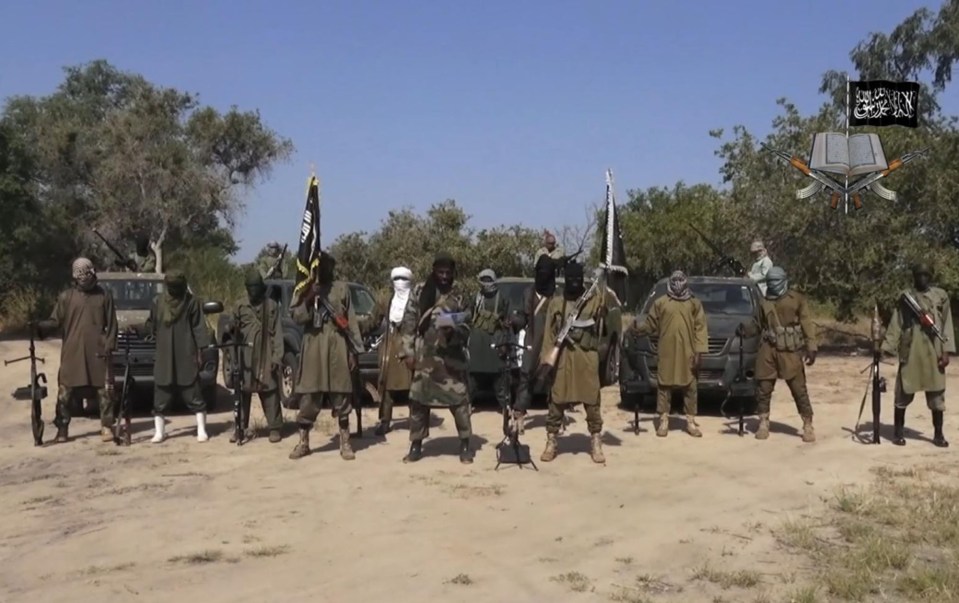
[894,378,945,412]
[154,382,204,415]
[297,392,351,429]
[546,400,603,435]
[756,372,813,417]
[409,401,472,441]
[56,385,112,428]
[241,389,283,431]
[468,371,511,409]
[379,389,409,424]
[656,383,698,415]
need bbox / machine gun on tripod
[206,303,251,445]
[493,341,537,471]
[108,334,135,445]
[6,323,47,446]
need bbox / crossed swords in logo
[763,144,928,210]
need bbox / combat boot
[540,433,558,462]
[268,430,282,443]
[288,427,311,460]
[100,426,114,443]
[801,416,816,443]
[755,413,770,440]
[150,415,166,444]
[589,433,605,464]
[339,428,356,460]
[459,439,474,464]
[656,413,669,437]
[932,411,949,448]
[892,407,906,446]
[686,415,702,438]
[373,421,392,436]
[403,440,423,463]
[55,424,69,443]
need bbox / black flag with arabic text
[292,175,321,308]
[600,169,629,305]
[849,80,920,128]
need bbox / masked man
[288,253,362,460]
[147,270,212,443]
[631,270,708,437]
[468,269,513,412]
[882,263,955,447]
[512,254,558,426]
[737,266,817,442]
[38,258,118,443]
[232,270,285,443]
[747,240,773,296]
[536,261,607,463]
[122,235,156,273]
[399,252,474,463]
[368,266,416,436]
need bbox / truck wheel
[601,337,621,386]
[280,351,299,410]
[221,345,233,390]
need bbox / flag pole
[844,73,850,215]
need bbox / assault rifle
[901,291,947,343]
[735,328,746,436]
[855,304,886,444]
[6,323,47,446]
[206,302,251,445]
[687,223,747,277]
[264,244,288,279]
[113,334,135,445]
[535,279,601,388]
[93,228,138,272]
[312,292,366,437]
[493,341,537,471]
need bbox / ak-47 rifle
[535,279,601,388]
[901,291,948,344]
[855,304,886,444]
[6,323,47,446]
[264,244,288,279]
[114,334,135,445]
[493,341,537,471]
[207,308,251,445]
[735,328,746,436]
[687,223,747,276]
[311,288,367,436]
[93,229,137,272]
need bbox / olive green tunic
[633,295,708,387]
[49,286,118,388]
[236,298,284,392]
[147,294,211,387]
[882,287,955,394]
[369,290,414,391]
[741,290,817,381]
[540,293,603,404]
[467,291,512,374]
[291,281,360,394]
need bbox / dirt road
[0,338,954,602]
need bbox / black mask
[914,272,931,292]
[564,263,585,298]
[534,256,556,296]
[136,236,150,256]
[318,253,336,284]
[247,284,266,305]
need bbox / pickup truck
[97,271,220,409]
[216,279,377,407]
[619,276,761,411]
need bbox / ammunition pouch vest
[473,293,502,334]
[763,303,805,353]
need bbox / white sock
[151,415,165,443]
[196,412,209,442]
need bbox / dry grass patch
[552,571,592,593]
[168,550,235,565]
[245,545,290,558]
[692,564,761,590]
[446,573,474,586]
[79,562,136,576]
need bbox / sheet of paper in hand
[809,132,888,177]
[435,312,468,329]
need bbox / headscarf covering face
[666,270,691,301]
[135,235,151,257]
[389,266,413,324]
[72,257,97,291]
[765,266,788,299]
[478,268,497,296]
[317,252,335,284]
[419,252,456,334]
[245,269,266,306]
[534,254,556,296]
[161,270,189,325]
[912,263,932,292]
[564,261,585,298]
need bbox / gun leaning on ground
[535,280,601,389]
[6,323,47,446]
[855,304,886,444]
[493,341,537,471]
[114,334,135,445]
[686,223,747,277]
[264,244,288,279]
[735,329,746,436]
[207,309,251,446]
[901,291,948,343]
[93,228,137,272]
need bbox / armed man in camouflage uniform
[288,253,362,460]
[399,252,474,464]
[232,270,285,443]
[257,242,285,279]
[147,270,212,443]
[38,258,118,443]
[536,261,607,464]
[882,263,955,447]
[467,269,513,413]
[737,266,817,442]
[631,270,708,438]
[367,266,416,436]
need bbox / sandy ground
[0,338,955,603]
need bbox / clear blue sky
[0,0,949,262]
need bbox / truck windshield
[642,283,754,315]
[350,287,375,315]
[100,280,164,310]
